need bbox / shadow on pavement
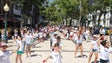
[76,54,88,58]
[91,61,100,63]
[32,46,42,48]
[31,54,42,57]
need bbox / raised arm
[97,37,102,46]
[43,54,51,63]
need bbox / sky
[48,0,54,3]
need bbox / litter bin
[110,32,112,46]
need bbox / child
[50,34,57,51]
[24,31,33,57]
[43,43,62,63]
[13,35,24,63]
[52,36,62,54]
[0,42,11,63]
[56,36,62,51]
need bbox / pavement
[7,35,112,63]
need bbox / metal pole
[4,12,7,43]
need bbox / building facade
[0,0,22,28]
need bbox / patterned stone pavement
[7,35,112,63]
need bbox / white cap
[0,42,8,47]
[93,35,97,38]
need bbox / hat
[93,35,97,38]
[0,42,8,47]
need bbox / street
[7,36,112,63]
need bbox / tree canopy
[41,0,112,26]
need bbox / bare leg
[88,52,93,63]
[80,45,83,57]
[19,55,22,63]
[29,45,31,56]
[16,54,19,63]
[74,45,79,58]
[94,53,98,63]
[26,45,29,57]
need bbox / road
[7,35,112,63]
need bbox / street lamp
[3,3,9,43]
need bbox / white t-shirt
[52,42,62,47]
[38,32,43,38]
[100,45,112,60]
[99,29,105,34]
[85,30,90,35]
[52,38,57,46]
[16,40,24,51]
[76,35,83,44]
[91,40,99,50]
[63,30,67,34]
[70,32,73,36]
[51,52,62,63]
[34,33,39,38]
[73,33,78,42]
[0,50,11,63]
[25,35,33,44]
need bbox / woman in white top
[98,40,112,63]
[74,28,84,58]
[88,35,100,63]
[43,43,62,63]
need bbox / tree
[41,0,112,26]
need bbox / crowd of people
[0,25,112,63]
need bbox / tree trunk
[66,16,67,25]
[98,12,103,26]
[103,13,106,27]
[92,11,97,26]
[69,18,72,26]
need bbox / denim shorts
[91,49,98,53]
[76,43,82,45]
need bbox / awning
[0,17,21,22]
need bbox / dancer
[43,43,62,63]
[74,27,84,58]
[25,31,33,57]
[0,42,12,63]
[98,40,112,63]
[13,35,24,63]
[88,35,100,63]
